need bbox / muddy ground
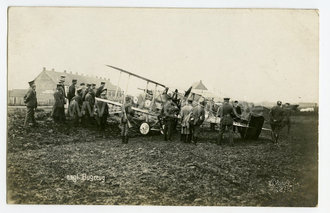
[7,108,318,206]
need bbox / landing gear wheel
[140,122,150,135]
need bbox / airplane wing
[106,65,166,88]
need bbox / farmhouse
[9,67,122,105]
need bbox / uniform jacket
[192,105,205,126]
[24,88,37,108]
[72,94,83,107]
[270,106,285,122]
[53,90,65,107]
[95,86,104,98]
[164,101,178,118]
[67,84,76,100]
[218,102,234,125]
[180,104,193,127]
[84,93,94,107]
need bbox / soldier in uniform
[121,96,134,143]
[82,89,95,126]
[191,99,206,144]
[180,99,193,143]
[217,98,234,146]
[269,101,285,143]
[69,87,83,126]
[233,100,242,132]
[24,80,38,127]
[96,82,105,98]
[163,95,178,141]
[67,79,77,105]
[83,83,91,101]
[95,89,109,131]
[53,84,66,123]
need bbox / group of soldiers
[53,76,109,130]
[23,77,290,145]
[161,94,242,146]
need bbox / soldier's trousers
[24,107,36,126]
[164,118,174,140]
[121,123,129,136]
[218,124,233,145]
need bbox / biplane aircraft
[96,65,271,139]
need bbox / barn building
[9,67,123,106]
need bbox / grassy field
[7,108,318,206]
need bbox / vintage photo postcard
[7,7,318,206]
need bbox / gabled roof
[191,80,208,90]
[37,69,120,91]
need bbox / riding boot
[125,136,129,144]
[121,136,125,143]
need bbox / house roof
[191,80,208,90]
[38,69,120,91]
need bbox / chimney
[51,68,55,71]
[43,67,46,71]
[64,70,67,73]
[70,71,72,74]
[75,72,78,75]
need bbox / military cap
[60,75,66,78]
[125,96,131,102]
[234,100,239,103]
[28,80,35,86]
[56,83,62,87]
[80,83,85,86]
[72,79,77,82]
[224,98,230,101]
[101,89,107,95]
[59,79,65,83]
[86,83,91,87]
[92,83,96,86]
[101,82,105,85]
[277,101,282,105]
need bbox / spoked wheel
[139,122,150,135]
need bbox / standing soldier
[82,89,95,126]
[67,79,77,105]
[269,101,285,143]
[217,98,234,146]
[53,84,66,123]
[191,99,206,144]
[80,83,86,97]
[180,99,193,143]
[95,89,109,131]
[91,84,96,99]
[233,100,242,132]
[83,83,91,101]
[121,96,134,143]
[96,82,106,98]
[69,87,83,126]
[163,95,178,141]
[24,80,38,127]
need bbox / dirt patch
[7,109,318,206]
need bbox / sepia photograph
[6,7,319,206]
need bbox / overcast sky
[8,7,318,103]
